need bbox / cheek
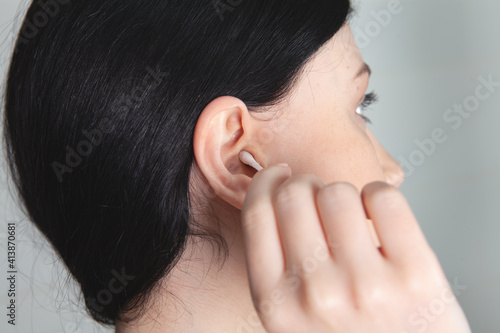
[323,136,385,190]
[292,120,386,189]
[266,102,385,190]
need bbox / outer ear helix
[239,151,263,171]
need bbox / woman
[3,0,471,331]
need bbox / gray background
[0,0,499,332]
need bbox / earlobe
[193,96,261,210]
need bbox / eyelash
[356,91,378,124]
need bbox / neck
[115,201,266,333]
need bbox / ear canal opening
[238,151,263,171]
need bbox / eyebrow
[354,62,372,81]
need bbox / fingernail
[275,163,289,167]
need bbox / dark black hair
[3,0,351,325]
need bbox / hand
[240,165,471,333]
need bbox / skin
[116,24,470,333]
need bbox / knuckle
[301,279,344,314]
[241,198,268,228]
[364,183,404,209]
[404,261,447,294]
[403,273,439,298]
[274,183,303,205]
[357,279,392,307]
[274,175,321,205]
[317,182,358,205]
[265,312,296,333]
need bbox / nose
[366,129,405,188]
[383,155,405,188]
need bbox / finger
[241,165,292,297]
[366,219,381,248]
[316,182,382,273]
[272,175,328,273]
[361,181,434,266]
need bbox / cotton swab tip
[239,151,263,171]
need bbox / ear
[193,96,262,210]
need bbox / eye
[356,91,378,124]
